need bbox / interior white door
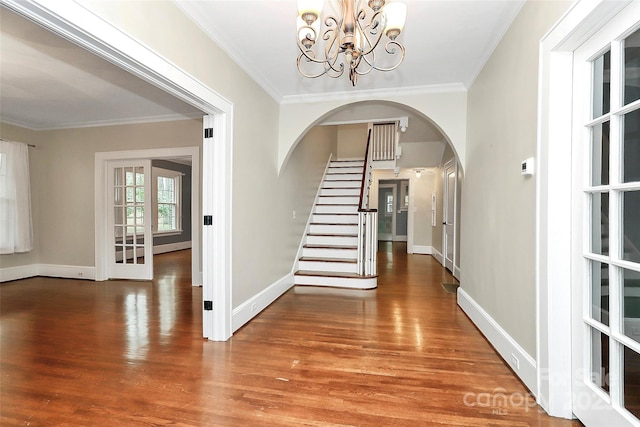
[443,161,456,271]
[571,4,640,426]
[107,159,153,280]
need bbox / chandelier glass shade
[296,0,407,86]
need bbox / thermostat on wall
[521,157,535,177]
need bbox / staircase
[294,158,378,289]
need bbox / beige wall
[461,0,572,356]
[336,123,368,159]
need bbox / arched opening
[285,100,463,280]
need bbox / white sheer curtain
[0,139,33,254]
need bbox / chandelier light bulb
[298,0,323,25]
[383,2,407,40]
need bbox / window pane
[623,268,640,345]
[624,28,640,106]
[591,327,610,394]
[624,346,640,419]
[593,50,611,118]
[135,167,144,185]
[622,191,640,263]
[591,192,609,256]
[135,186,144,203]
[623,109,640,183]
[591,261,610,326]
[125,168,134,185]
[126,187,134,203]
[592,121,610,186]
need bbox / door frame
[5,0,234,341]
[95,147,200,284]
[378,183,398,241]
[442,159,457,273]
[536,0,633,418]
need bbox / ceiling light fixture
[296,0,407,86]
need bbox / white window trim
[152,166,183,235]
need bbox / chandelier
[296,0,407,86]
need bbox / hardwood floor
[0,244,582,426]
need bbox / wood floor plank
[0,245,582,426]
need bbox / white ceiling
[177,0,525,100]
[0,6,203,130]
[0,0,525,130]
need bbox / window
[386,193,393,215]
[153,167,182,234]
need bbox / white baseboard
[457,288,538,396]
[431,247,444,265]
[154,241,192,255]
[412,245,433,255]
[453,265,461,280]
[232,273,295,332]
[39,264,96,280]
[0,264,39,282]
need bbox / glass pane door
[572,9,640,426]
[107,160,153,280]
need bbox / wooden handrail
[359,129,372,211]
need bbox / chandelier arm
[356,40,405,73]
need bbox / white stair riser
[325,174,361,181]
[319,188,360,196]
[302,247,358,259]
[327,167,363,174]
[323,180,361,188]
[298,261,358,273]
[315,204,358,214]
[312,214,358,224]
[309,224,358,234]
[306,235,358,246]
[318,196,359,205]
[330,161,364,167]
[294,275,377,289]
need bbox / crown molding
[280,83,467,105]
[1,113,202,131]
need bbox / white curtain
[0,140,33,254]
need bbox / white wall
[461,0,572,357]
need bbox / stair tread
[303,244,358,250]
[310,222,358,226]
[322,187,361,190]
[299,257,357,263]
[307,233,358,237]
[316,203,358,206]
[326,172,362,175]
[319,195,359,197]
[295,270,376,279]
[313,213,358,216]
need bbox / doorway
[378,180,409,242]
[442,159,457,273]
[96,147,201,285]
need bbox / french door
[107,159,153,280]
[571,3,640,425]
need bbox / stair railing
[357,130,378,276]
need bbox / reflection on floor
[0,247,582,425]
